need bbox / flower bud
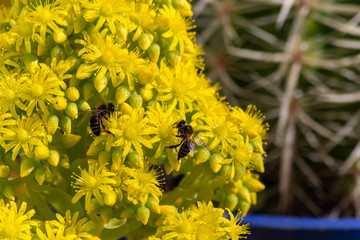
[60,116,71,134]
[34,145,49,160]
[136,206,150,225]
[2,185,14,201]
[53,29,67,44]
[237,185,251,203]
[104,191,117,206]
[128,151,143,168]
[251,192,257,205]
[50,45,64,61]
[99,87,110,100]
[210,153,223,173]
[47,115,59,135]
[23,54,39,71]
[160,205,177,217]
[238,200,250,216]
[66,56,81,72]
[120,103,133,115]
[74,17,87,34]
[147,44,160,63]
[53,97,67,110]
[112,149,124,165]
[116,23,128,41]
[136,64,157,85]
[146,195,161,214]
[132,27,142,41]
[66,87,80,101]
[61,134,81,149]
[140,85,154,101]
[195,148,211,165]
[243,177,265,192]
[220,164,234,182]
[48,150,60,166]
[225,194,238,211]
[168,51,181,66]
[225,181,238,194]
[60,154,70,169]
[65,102,78,119]
[0,165,10,178]
[138,33,153,50]
[174,0,192,17]
[252,153,265,173]
[94,75,108,93]
[120,207,135,218]
[77,100,91,112]
[83,82,95,100]
[20,157,35,177]
[76,63,95,80]
[115,85,131,104]
[129,92,143,109]
[98,151,111,167]
[34,167,47,185]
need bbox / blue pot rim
[242,214,360,230]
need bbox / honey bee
[89,103,115,136]
[167,120,207,160]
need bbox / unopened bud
[53,29,67,44]
[60,116,71,134]
[115,85,131,104]
[238,200,251,216]
[98,151,111,166]
[48,150,60,166]
[136,64,157,85]
[251,192,257,205]
[83,82,95,100]
[128,151,143,168]
[34,145,49,160]
[53,97,67,110]
[94,75,108,93]
[243,177,265,192]
[34,167,47,185]
[66,87,80,101]
[168,51,181,66]
[138,33,153,50]
[50,45,64,61]
[129,92,143,109]
[0,165,10,178]
[116,23,128,41]
[136,206,150,225]
[47,115,59,135]
[220,164,234,182]
[225,181,238,194]
[77,100,91,112]
[237,185,251,203]
[147,44,160,63]
[160,205,177,217]
[61,134,81,149]
[225,194,238,211]
[210,153,223,173]
[195,148,211,165]
[120,103,133,115]
[20,157,35,177]
[104,191,117,206]
[60,154,70,169]
[252,153,265,173]
[65,102,78,119]
[112,149,124,165]
[146,195,161,214]
[140,85,154,101]
[23,54,39,71]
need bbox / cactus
[194,0,360,217]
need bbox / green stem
[161,164,205,205]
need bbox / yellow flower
[124,163,163,205]
[27,0,67,45]
[147,102,179,158]
[161,211,196,240]
[36,221,77,240]
[21,64,65,116]
[0,200,37,240]
[0,71,27,116]
[0,114,47,160]
[10,10,34,53]
[71,161,117,209]
[112,108,154,157]
[130,2,156,41]
[222,209,250,239]
[157,5,194,53]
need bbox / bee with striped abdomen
[89,103,115,136]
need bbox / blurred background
[192,0,360,217]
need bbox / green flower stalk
[0,0,268,238]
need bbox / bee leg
[100,119,114,136]
[175,134,185,138]
[167,139,184,149]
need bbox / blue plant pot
[243,214,360,240]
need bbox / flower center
[214,124,227,137]
[101,49,115,65]
[7,90,15,100]
[17,129,29,142]
[4,224,17,237]
[86,176,97,189]
[125,128,137,140]
[32,84,43,98]
[101,3,113,17]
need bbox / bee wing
[188,140,195,154]
[193,134,208,150]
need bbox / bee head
[108,103,115,113]
[176,120,186,129]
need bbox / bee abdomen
[90,115,101,136]
[178,142,191,159]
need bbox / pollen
[17,129,29,142]
[86,176,98,189]
[31,84,43,97]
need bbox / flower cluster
[0,0,268,238]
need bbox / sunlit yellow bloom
[232,135,253,172]
[72,161,117,209]
[21,64,65,116]
[10,10,33,53]
[130,2,156,41]
[36,221,77,240]
[112,108,154,157]
[124,163,163,205]
[27,0,67,44]
[222,209,250,239]
[0,200,37,240]
[147,102,179,158]
[0,114,47,160]
[157,5,194,53]
[0,48,20,74]
[0,72,27,116]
